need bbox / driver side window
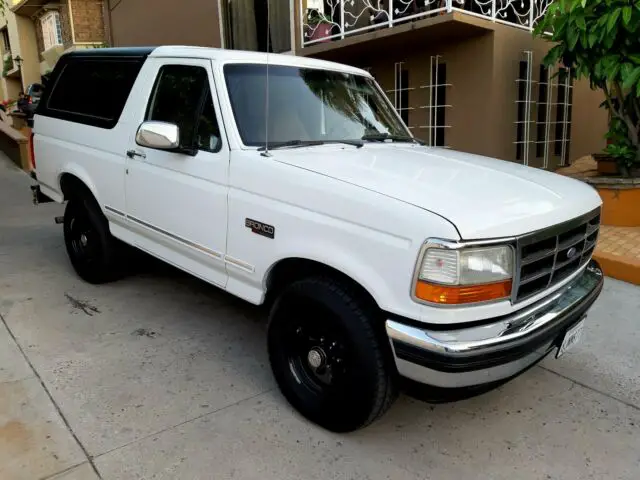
[146,65,222,152]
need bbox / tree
[534,0,640,176]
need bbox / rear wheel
[267,277,397,432]
[63,195,123,284]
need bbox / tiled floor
[596,225,640,261]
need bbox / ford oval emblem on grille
[566,247,578,259]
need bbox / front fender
[264,246,403,312]
[249,225,430,321]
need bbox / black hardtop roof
[63,47,156,59]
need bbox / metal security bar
[558,67,573,166]
[514,50,535,166]
[385,62,415,126]
[417,55,452,147]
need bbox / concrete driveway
[1,155,639,480]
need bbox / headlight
[414,244,514,305]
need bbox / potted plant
[305,10,333,43]
[535,0,640,178]
[592,112,636,175]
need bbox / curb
[593,250,640,286]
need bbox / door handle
[126,149,146,159]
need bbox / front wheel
[267,277,397,432]
[63,196,123,284]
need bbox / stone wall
[70,0,106,44]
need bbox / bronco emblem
[245,218,275,239]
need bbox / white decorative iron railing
[301,0,553,46]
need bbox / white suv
[31,46,604,432]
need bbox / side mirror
[135,121,180,150]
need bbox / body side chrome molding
[103,205,255,272]
[104,205,126,218]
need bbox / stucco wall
[306,20,607,167]
[355,32,496,158]
[490,23,607,166]
[15,16,40,87]
[108,0,222,47]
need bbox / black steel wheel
[268,276,397,432]
[63,195,122,284]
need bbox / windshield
[223,63,411,147]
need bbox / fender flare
[57,164,101,207]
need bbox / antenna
[260,0,272,157]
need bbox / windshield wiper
[258,139,363,151]
[361,133,423,144]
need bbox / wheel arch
[58,168,100,204]
[264,257,381,313]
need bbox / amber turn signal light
[415,279,512,305]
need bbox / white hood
[272,144,602,239]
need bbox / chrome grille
[513,208,601,303]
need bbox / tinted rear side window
[45,58,143,128]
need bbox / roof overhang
[300,12,495,61]
[11,0,57,17]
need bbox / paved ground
[1,155,639,480]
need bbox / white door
[124,58,229,288]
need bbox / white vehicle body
[31,46,604,431]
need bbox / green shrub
[535,0,640,176]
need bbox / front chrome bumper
[386,260,604,388]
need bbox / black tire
[63,194,123,284]
[267,276,397,432]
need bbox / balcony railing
[301,0,553,46]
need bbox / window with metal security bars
[430,62,447,147]
[554,68,574,165]
[536,65,548,159]
[414,55,452,147]
[515,60,527,161]
[41,11,63,51]
[514,51,535,165]
[1,28,10,54]
[394,63,410,126]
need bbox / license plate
[556,317,586,358]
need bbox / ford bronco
[30,46,604,432]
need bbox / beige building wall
[108,0,222,47]
[570,78,608,161]
[0,6,27,102]
[1,0,108,92]
[0,0,48,99]
[14,15,41,87]
[490,23,607,167]
[330,22,607,169]
[358,33,496,158]
[0,14,9,101]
